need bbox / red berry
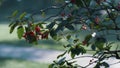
[35,25,41,32]
[23,33,27,39]
[41,32,48,39]
[28,31,35,36]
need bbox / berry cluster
[23,24,48,43]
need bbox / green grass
[0,57,49,68]
[0,24,65,50]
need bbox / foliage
[9,0,120,68]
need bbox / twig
[84,60,99,68]
[31,3,67,16]
[67,56,97,61]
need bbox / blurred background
[0,0,120,68]
[0,0,65,68]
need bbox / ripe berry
[35,25,41,32]
[23,33,27,39]
[29,31,35,36]
[41,32,48,39]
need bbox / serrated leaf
[19,12,27,20]
[17,26,24,39]
[57,51,67,59]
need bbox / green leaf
[10,23,18,34]
[65,25,74,30]
[37,22,44,28]
[94,62,100,68]
[50,29,57,40]
[95,41,104,50]
[47,22,55,29]
[57,57,66,65]
[85,34,92,42]
[48,64,55,68]
[91,44,96,50]
[41,11,45,17]
[12,10,18,17]
[75,0,83,7]
[64,44,72,48]
[95,37,106,50]
[79,46,86,54]
[57,51,67,59]
[66,35,71,40]
[19,12,27,20]
[17,26,24,39]
[101,62,109,67]
[9,22,14,27]
[70,45,86,59]
[107,42,114,46]
[71,52,75,59]
[73,39,79,43]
